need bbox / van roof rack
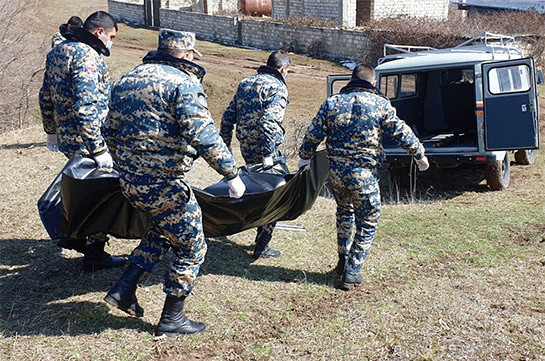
[378,32,522,64]
[454,32,515,48]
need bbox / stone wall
[159,7,369,60]
[108,0,543,65]
[272,0,450,24]
[109,0,370,60]
[108,0,145,25]
[163,0,192,10]
[271,0,357,27]
[160,8,240,44]
[187,0,238,13]
[371,0,449,20]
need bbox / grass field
[1,0,545,360]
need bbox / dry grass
[1,1,545,360]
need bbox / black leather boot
[253,226,281,259]
[104,263,145,317]
[82,239,126,272]
[335,254,348,275]
[155,295,206,338]
[56,238,87,253]
[341,272,363,290]
[253,243,281,259]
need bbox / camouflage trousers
[241,149,284,246]
[329,164,381,275]
[120,175,206,298]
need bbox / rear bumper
[386,153,499,167]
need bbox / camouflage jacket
[104,50,238,180]
[51,32,65,48]
[299,79,425,167]
[51,24,69,48]
[220,66,289,163]
[39,27,111,157]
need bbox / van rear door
[327,75,351,97]
[482,58,539,150]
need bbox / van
[327,32,541,190]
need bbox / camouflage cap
[158,29,202,57]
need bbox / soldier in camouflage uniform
[103,29,246,337]
[298,64,429,290]
[39,11,125,272]
[51,16,83,48]
[220,51,290,259]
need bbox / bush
[362,10,545,65]
[0,0,47,132]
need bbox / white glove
[46,134,59,152]
[415,156,430,171]
[298,158,311,171]
[227,175,245,199]
[93,152,114,170]
[262,156,274,169]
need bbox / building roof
[452,0,545,14]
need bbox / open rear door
[483,58,539,150]
[327,75,351,97]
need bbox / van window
[488,64,531,94]
[400,73,417,97]
[380,75,398,99]
[331,78,350,95]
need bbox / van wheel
[514,149,536,165]
[485,153,510,190]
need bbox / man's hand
[93,152,114,170]
[262,156,274,169]
[227,175,245,199]
[46,134,59,152]
[298,158,311,171]
[415,156,430,171]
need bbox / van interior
[379,67,478,152]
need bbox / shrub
[362,10,545,65]
[0,0,47,132]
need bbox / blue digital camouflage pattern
[220,66,289,164]
[158,29,201,56]
[104,50,238,296]
[330,167,381,275]
[299,82,425,275]
[39,40,111,157]
[120,175,205,297]
[51,32,65,48]
[220,65,288,247]
[104,50,237,179]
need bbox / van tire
[485,153,510,190]
[514,149,536,165]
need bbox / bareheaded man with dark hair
[298,64,429,290]
[39,11,124,272]
[220,50,291,259]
